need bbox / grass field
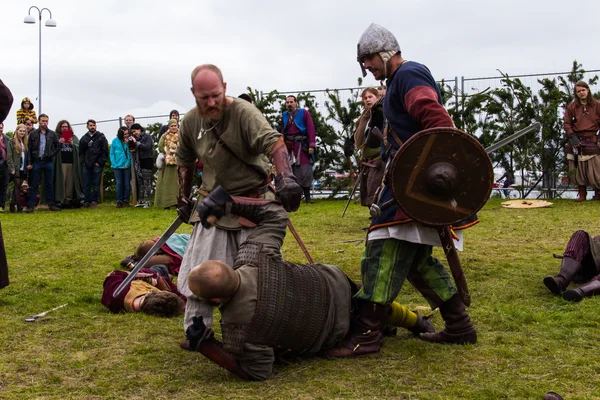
[1,198,599,399]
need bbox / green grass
[1,198,600,399]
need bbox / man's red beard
[197,95,226,121]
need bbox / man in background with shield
[328,24,480,357]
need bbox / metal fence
[75,68,600,143]
[71,114,180,142]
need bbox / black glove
[177,195,194,223]
[197,186,232,229]
[275,173,302,212]
[343,136,355,158]
[185,316,207,352]
[120,255,136,270]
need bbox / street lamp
[24,6,57,114]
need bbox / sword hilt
[369,199,395,218]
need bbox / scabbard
[437,226,470,307]
[287,220,314,264]
[0,223,8,290]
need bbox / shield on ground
[389,127,493,227]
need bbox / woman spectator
[54,120,84,208]
[130,123,153,208]
[353,87,385,207]
[158,110,180,138]
[110,126,132,208]
[154,119,179,209]
[6,124,28,212]
[16,97,38,125]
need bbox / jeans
[502,180,514,198]
[83,164,103,203]
[28,161,54,207]
[113,167,131,202]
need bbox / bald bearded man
[175,64,303,347]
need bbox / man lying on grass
[184,252,434,381]
[544,230,600,301]
[120,233,190,276]
[101,267,185,317]
[180,186,434,381]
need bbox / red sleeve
[303,109,317,148]
[404,86,454,130]
[101,271,129,313]
[563,103,574,135]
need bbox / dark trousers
[502,179,514,198]
[564,230,598,282]
[28,161,54,207]
[83,165,102,203]
[10,172,26,211]
[0,164,8,207]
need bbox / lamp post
[24,6,57,115]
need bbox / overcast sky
[2,0,600,142]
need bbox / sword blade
[341,172,361,218]
[485,122,540,154]
[113,216,184,298]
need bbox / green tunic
[153,134,179,209]
[176,98,280,196]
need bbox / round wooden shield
[389,127,493,226]
[501,200,553,209]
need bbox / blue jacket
[110,137,131,169]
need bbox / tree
[439,80,490,137]
[247,87,281,129]
[323,82,363,189]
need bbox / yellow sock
[386,301,418,328]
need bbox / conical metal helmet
[357,23,400,77]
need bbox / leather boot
[304,188,314,204]
[576,185,587,201]
[409,313,435,335]
[543,392,564,400]
[325,301,386,358]
[420,294,477,344]
[543,257,582,295]
[562,279,600,302]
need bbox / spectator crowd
[0,101,183,213]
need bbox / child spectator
[16,97,37,125]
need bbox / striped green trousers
[354,238,457,309]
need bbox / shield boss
[389,127,493,226]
